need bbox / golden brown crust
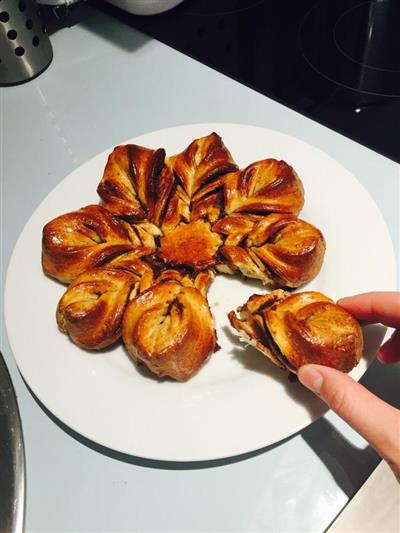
[150,165,176,228]
[265,292,363,372]
[229,290,363,374]
[249,216,326,287]
[218,245,272,284]
[213,213,263,246]
[122,278,217,381]
[159,220,222,270]
[224,159,304,216]
[97,134,237,230]
[159,179,191,234]
[215,213,326,288]
[120,220,162,249]
[105,248,156,293]
[155,268,215,296]
[42,205,134,284]
[97,144,166,222]
[56,268,137,349]
[191,191,224,224]
[169,132,238,198]
[159,133,238,233]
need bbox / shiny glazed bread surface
[122,274,217,381]
[97,144,166,221]
[229,290,363,374]
[224,159,304,216]
[41,132,331,381]
[214,213,326,287]
[42,204,135,284]
[56,268,138,350]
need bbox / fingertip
[336,296,351,307]
[336,293,364,308]
[336,296,364,320]
[337,292,400,328]
[298,364,324,394]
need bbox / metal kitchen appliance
[0,0,53,85]
[104,0,185,16]
[0,352,26,533]
[118,0,400,163]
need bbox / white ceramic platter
[5,123,396,461]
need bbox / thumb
[298,364,400,479]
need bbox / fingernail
[298,366,323,394]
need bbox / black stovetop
[99,0,400,164]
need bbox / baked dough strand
[224,159,304,216]
[122,275,217,381]
[57,268,138,349]
[215,213,326,287]
[42,204,134,284]
[229,290,363,374]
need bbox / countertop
[1,5,399,532]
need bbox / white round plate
[5,123,396,461]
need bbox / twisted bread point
[229,290,363,374]
[160,132,238,232]
[214,213,325,287]
[224,159,304,216]
[168,132,238,199]
[57,268,138,349]
[97,144,166,222]
[42,205,134,284]
[122,272,217,381]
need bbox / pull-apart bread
[228,290,363,374]
[42,132,360,381]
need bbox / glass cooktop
[100,0,400,163]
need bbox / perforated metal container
[0,0,53,85]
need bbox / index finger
[337,292,400,328]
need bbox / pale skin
[298,292,400,481]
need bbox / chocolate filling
[232,290,298,374]
[262,323,297,373]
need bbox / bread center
[159,219,222,270]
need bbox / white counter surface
[1,6,399,532]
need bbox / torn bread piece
[228,290,363,374]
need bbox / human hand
[298,292,400,481]
[339,292,400,364]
